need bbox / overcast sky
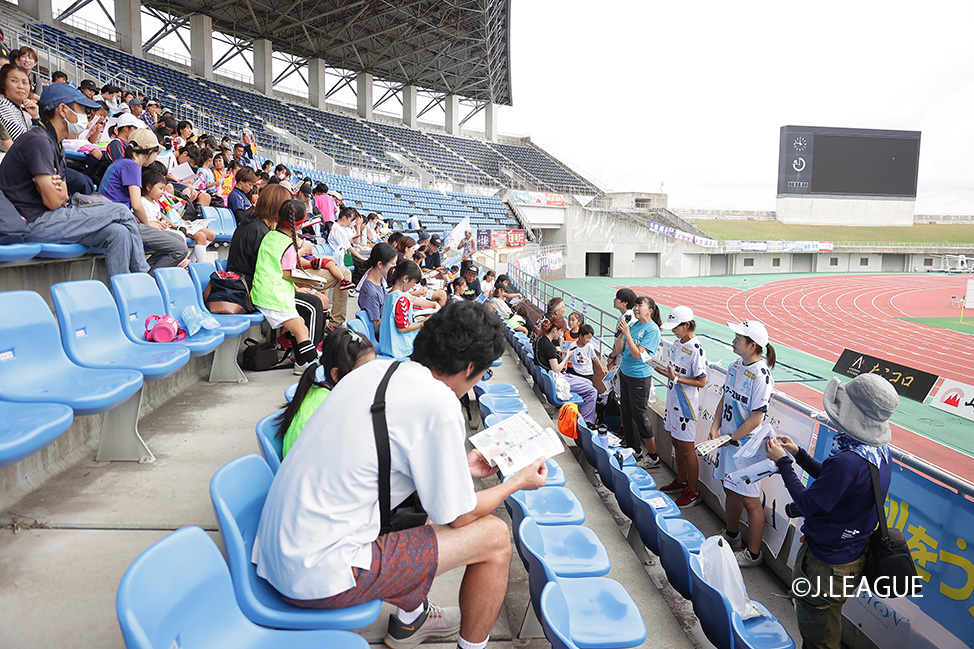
[498,1,974,214]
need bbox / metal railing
[57,14,118,43]
[506,264,974,498]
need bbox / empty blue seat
[51,281,190,381]
[688,554,795,649]
[0,290,147,462]
[116,526,369,649]
[606,455,658,520]
[255,411,284,474]
[477,394,528,422]
[209,455,383,630]
[539,581,580,649]
[0,242,42,262]
[629,482,680,555]
[656,514,706,600]
[506,487,585,532]
[473,381,518,399]
[518,518,610,578]
[0,400,74,467]
[520,517,646,649]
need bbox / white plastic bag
[553,372,573,401]
[698,536,762,620]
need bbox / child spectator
[379,260,437,359]
[507,303,534,336]
[250,199,323,373]
[195,148,217,195]
[276,328,376,458]
[143,169,215,264]
[564,311,584,343]
[533,315,598,426]
[656,306,708,509]
[567,324,602,387]
[488,287,512,318]
[480,269,496,297]
[99,129,188,272]
[447,265,460,281]
[358,242,398,334]
[213,153,232,205]
[449,277,466,302]
[709,320,776,567]
[227,167,257,223]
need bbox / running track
[623,274,974,477]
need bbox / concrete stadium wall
[675,208,776,221]
[776,195,915,226]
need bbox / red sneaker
[675,487,701,509]
[659,479,687,493]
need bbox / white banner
[692,368,816,558]
[843,592,968,649]
[930,378,974,422]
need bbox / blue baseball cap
[40,83,101,112]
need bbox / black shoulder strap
[372,361,401,536]
[868,461,890,542]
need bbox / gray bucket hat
[823,374,899,447]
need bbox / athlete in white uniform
[656,306,708,508]
[709,319,777,567]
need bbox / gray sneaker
[384,600,461,649]
[637,454,661,470]
[735,548,763,568]
[717,528,744,551]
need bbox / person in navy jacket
[766,373,898,649]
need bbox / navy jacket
[776,448,891,565]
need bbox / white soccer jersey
[715,358,775,496]
[663,337,708,441]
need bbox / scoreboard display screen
[810,135,920,196]
[777,126,921,198]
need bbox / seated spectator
[227,166,256,223]
[363,211,381,244]
[251,199,325,373]
[12,47,41,101]
[261,159,274,175]
[0,63,38,148]
[254,301,547,649]
[105,112,145,164]
[213,153,232,205]
[142,169,214,264]
[141,99,159,127]
[459,265,482,301]
[392,234,416,264]
[273,163,290,182]
[480,270,496,297]
[488,287,512,318]
[78,79,98,101]
[0,29,9,64]
[507,303,534,336]
[448,277,466,302]
[276,328,376,458]
[564,311,584,343]
[62,100,109,179]
[99,129,188,273]
[379,260,438,359]
[330,206,370,282]
[174,120,194,147]
[100,84,123,115]
[534,315,598,425]
[195,148,217,197]
[0,83,149,277]
[232,142,248,167]
[358,242,398,334]
[494,274,522,302]
[51,71,68,83]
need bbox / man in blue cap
[0,84,149,277]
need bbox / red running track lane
[632,274,974,384]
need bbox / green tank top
[251,230,296,313]
[282,385,331,458]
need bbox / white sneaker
[293,362,308,375]
[735,548,763,568]
[384,600,461,649]
[717,528,744,551]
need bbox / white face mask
[65,108,88,137]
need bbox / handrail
[507,265,974,499]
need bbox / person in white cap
[766,373,897,649]
[655,306,708,508]
[708,319,777,567]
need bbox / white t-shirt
[663,337,708,440]
[328,224,353,259]
[481,279,494,296]
[570,343,598,375]
[140,197,163,223]
[407,215,421,231]
[253,360,477,600]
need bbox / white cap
[726,319,770,347]
[115,113,146,130]
[662,305,694,330]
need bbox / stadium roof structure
[137,0,513,105]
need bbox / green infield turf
[900,317,974,336]
[690,219,974,244]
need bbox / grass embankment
[691,220,974,244]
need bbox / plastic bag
[698,536,762,620]
[553,371,573,401]
[182,305,221,336]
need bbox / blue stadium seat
[605,455,658,520]
[506,487,585,533]
[538,369,585,409]
[188,262,265,326]
[51,281,191,381]
[518,517,610,578]
[477,394,529,422]
[36,242,89,258]
[0,400,74,467]
[214,257,228,271]
[111,272,226,358]
[116,526,369,649]
[473,381,519,398]
[539,582,579,649]
[629,482,680,555]
[688,554,795,649]
[209,455,383,630]
[519,517,647,649]
[255,410,284,474]
[153,268,248,383]
[656,514,706,600]
[0,290,148,462]
[0,243,42,262]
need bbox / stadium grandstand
[1,2,973,649]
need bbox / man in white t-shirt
[254,301,547,649]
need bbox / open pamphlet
[695,434,734,457]
[169,162,197,185]
[184,218,215,235]
[289,268,326,288]
[469,411,564,478]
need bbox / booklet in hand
[695,435,734,457]
[469,411,564,478]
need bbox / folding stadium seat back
[656,514,706,600]
[255,410,284,474]
[0,400,74,468]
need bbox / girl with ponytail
[709,319,777,567]
[378,260,439,359]
[275,327,376,457]
[617,295,663,468]
[250,199,324,372]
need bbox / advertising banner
[490,230,508,249]
[507,230,526,247]
[475,229,492,250]
[930,378,974,422]
[510,190,565,207]
[831,349,938,402]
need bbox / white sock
[192,244,208,263]
[457,635,489,649]
[397,601,425,624]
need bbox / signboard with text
[831,349,938,402]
